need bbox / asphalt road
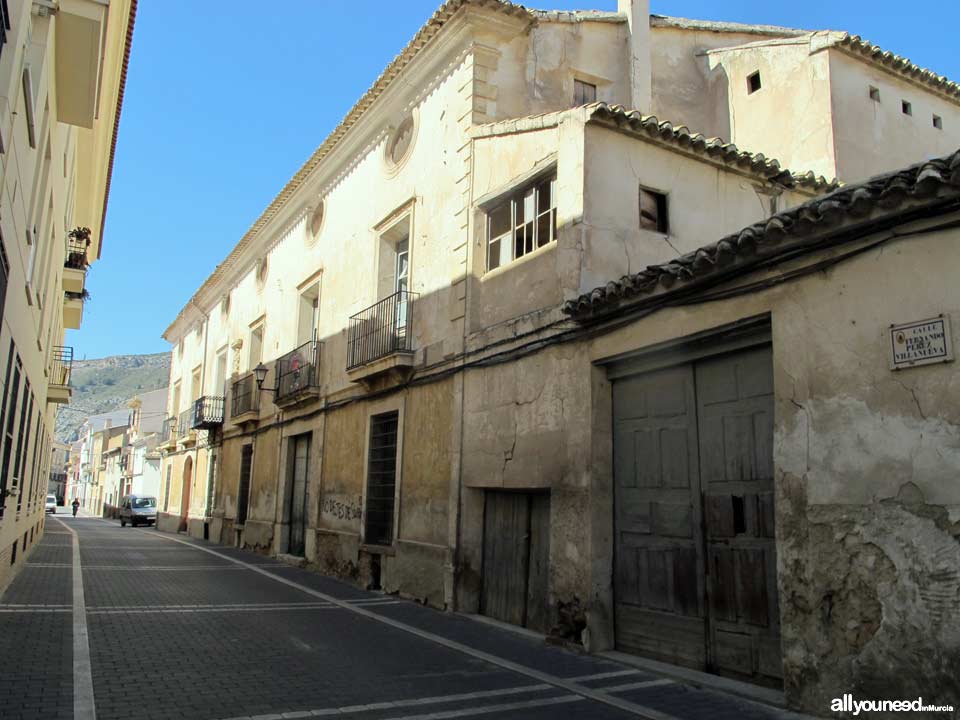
[0,516,806,720]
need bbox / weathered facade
[0,0,136,593]
[562,152,960,710]
[158,0,959,712]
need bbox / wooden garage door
[613,345,780,686]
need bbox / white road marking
[86,599,404,615]
[604,679,676,693]
[148,530,683,720]
[567,668,644,682]
[54,517,97,720]
[378,694,583,719]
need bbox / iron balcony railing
[50,345,73,387]
[347,290,417,369]
[192,395,225,429]
[161,417,176,443]
[231,372,259,418]
[275,341,320,403]
[177,408,194,439]
[64,234,89,270]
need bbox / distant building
[0,0,136,593]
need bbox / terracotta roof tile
[832,33,960,102]
[564,149,960,317]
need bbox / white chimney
[619,0,652,112]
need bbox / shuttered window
[364,411,399,546]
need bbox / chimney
[619,0,652,112]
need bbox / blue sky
[70,0,960,359]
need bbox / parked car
[45,494,57,514]
[119,495,157,527]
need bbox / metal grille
[191,395,224,429]
[347,291,416,369]
[177,408,193,439]
[50,346,73,387]
[161,417,176,443]
[363,411,399,546]
[231,373,258,417]
[276,341,320,402]
[64,233,89,270]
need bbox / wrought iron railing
[231,373,259,418]
[64,233,89,270]
[275,341,320,403]
[347,290,417,369]
[50,345,73,387]
[192,395,224,429]
[177,408,194,439]
[161,417,177,443]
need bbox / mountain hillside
[55,352,170,443]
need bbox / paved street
[0,517,809,720]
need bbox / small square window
[747,71,762,94]
[902,100,912,116]
[639,187,668,234]
[933,114,943,130]
[869,86,880,102]
[573,79,597,106]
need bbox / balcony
[192,396,225,430]
[274,341,321,408]
[178,408,196,446]
[48,346,73,405]
[63,229,90,294]
[230,373,259,424]
[160,417,177,450]
[347,290,417,386]
[56,0,109,128]
[63,291,86,329]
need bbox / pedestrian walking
[72,498,80,517]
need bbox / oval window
[309,201,325,238]
[387,115,415,166]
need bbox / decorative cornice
[163,0,533,342]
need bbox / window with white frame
[487,174,557,271]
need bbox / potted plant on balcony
[66,227,92,270]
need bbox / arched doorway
[180,456,193,533]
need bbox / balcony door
[395,238,409,339]
[297,283,320,348]
[377,215,411,345]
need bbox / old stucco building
[0,0,136,592]
[159,0,959,711]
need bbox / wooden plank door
[612,365,707,668]
[237,444,252,526]
[695,346,781,684]
[482,491,531,627]
[287,434,310,557]
[525,493,550,632]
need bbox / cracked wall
[590,221,960,713]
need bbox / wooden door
[612,365,706,668]
[237,445,252,526]
[481,491,550,630]
[612,345,780,686]
[695,347,781,684]
[179,457,192,532]
[287,434,310,556]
